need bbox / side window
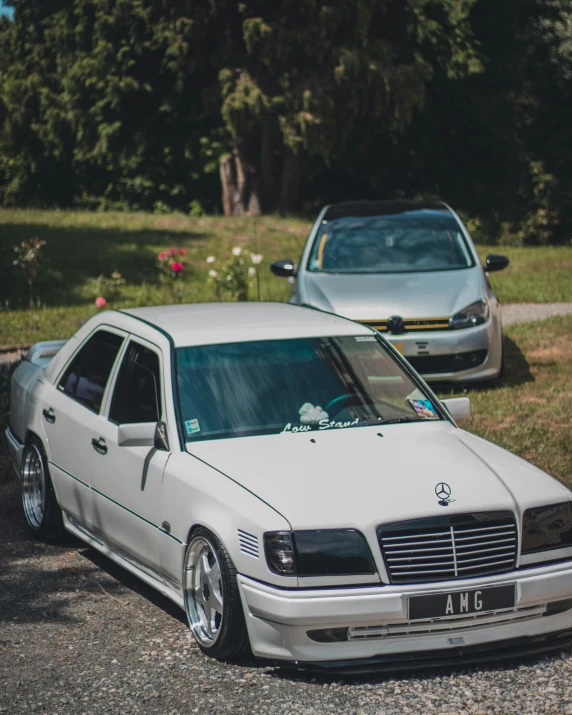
[58,330,124,413]
[109,342,162,425]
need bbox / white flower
[206,255,216,264]
[208,269,218,278]
[250,253,263,265]
[299,402,329,424]
[226,274,232,281]
[248,266,256,277]
[231,247,242,256]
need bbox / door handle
[91,437,108,455]
[42,408,56,424]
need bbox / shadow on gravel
[80,547,186,625]
[0,472,134,625]
[266,648,572,686]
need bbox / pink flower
[169,248,176,256]
[95,296,107,309]
[171,262,184,273]
[158,251,168,261]
[178,248,186,256]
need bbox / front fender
[160,452,295,590]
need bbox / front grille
[378,512,517,584]
[358,317,450,333]
[407,350,487,374]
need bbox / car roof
[123,302,374,348]
[323,200,450,221]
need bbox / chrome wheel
[184,535,224,647]
[22,443,46,530]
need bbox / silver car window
[307,209,474,274]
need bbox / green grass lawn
[0,209,571,346]
[437,315,572,489]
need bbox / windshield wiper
[376,416,420,425]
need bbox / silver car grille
[378,512,517,584]
[348,604,546,640]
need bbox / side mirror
[154,421,170,451]
[270,259,296,278]
[118,422,157,447]
[484,254,509,272]
[441,397,471,423]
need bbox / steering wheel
[324,394,354,417]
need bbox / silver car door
[90,337,169,576]
[41,328,126,534]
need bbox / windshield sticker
[185,418,201,435]
[355,336,376,342]
[299,402,329,423]
[282,417,360,434]
[408,399,438,419]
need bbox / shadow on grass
[435,335,534,395]
[502,335,534,387]
[0,222,208,308]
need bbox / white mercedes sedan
[5,303,572,671]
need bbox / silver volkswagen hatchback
[271,200,509,383]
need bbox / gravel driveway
[1,474,572,715]
[502,302,572,325]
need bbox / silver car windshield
[176,336,443,442]
[307,209,474,273]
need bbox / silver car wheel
[184,535,224,647]
[22,443,46,530]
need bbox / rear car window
[58,330,124,413]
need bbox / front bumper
[237,560,572,665]
[381,320,502,383]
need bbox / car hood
[299,268,482,319]
[186,422,569,531]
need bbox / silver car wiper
[376,416,420,425]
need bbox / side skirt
[62,513,185,610]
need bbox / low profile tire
[21,437,64,541]
[183,527,250,661]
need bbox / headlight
[449,299,490,330]
[521,502,572,554]
[264,529,376,577]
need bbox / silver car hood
[187,422,569,531]
[299,268,482,319]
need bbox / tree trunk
[278,146,301,215]
[219,145,261,216]
[260,115,277,212]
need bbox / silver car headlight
[264,529,376,577]
[449,299,490,330]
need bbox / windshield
[176,336,443,442]
[307,209,474,274]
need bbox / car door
[90,338,169,576]
[41,328,126,533]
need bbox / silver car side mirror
[118,422,156,447]
[441,397,471,423]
